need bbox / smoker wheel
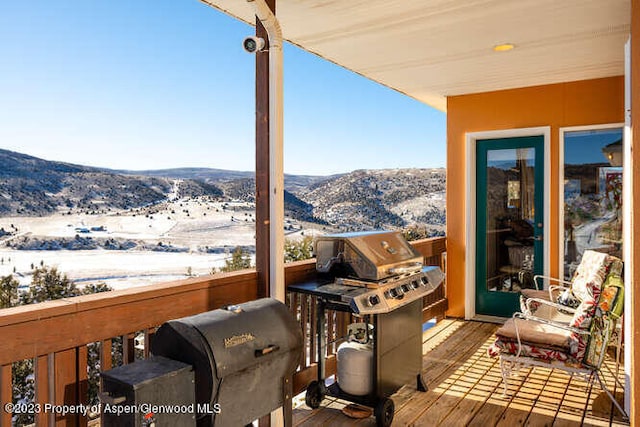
[374,397,394,427]
[305,380,326,409]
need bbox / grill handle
[255,344,280,358]
[388,262,422,275]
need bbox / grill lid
[315,230,423,281]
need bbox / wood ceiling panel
[201,0,630,111]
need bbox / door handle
[534,235,543,241]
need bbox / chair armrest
[513,310,587,339]
[533,275,572,290]
[548,284,571,302]
[523,297,575,316]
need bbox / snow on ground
[0,199,322,290]
[0,248,240,290]
[390,192,446,223]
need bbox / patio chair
[519,250,622,322]
[488,272,626,418]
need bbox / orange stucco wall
[446,76,625,318]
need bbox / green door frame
[475,136,545,317]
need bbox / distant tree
[82,283,112,295]
[20,266,80,304]
[402,225,432,242]
[12,360,34,425]
[0,275,19,308]
[219,247,253,272]
[284,236,314,262]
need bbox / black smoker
[288,231,444,427]
[101,298,302,427]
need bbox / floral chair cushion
[571,250,622,301]
[582,274,624,367]
[570,250,610,302]
[519,251,621,318]
[494,317,572,350]
[488,338,574,364]
[569,252,622,330]
[487,317,574,362]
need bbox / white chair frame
[498,309,627,419]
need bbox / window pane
[563,128,623,279]
[485,148,535,292]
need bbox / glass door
[476,136,544,317]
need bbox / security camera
[243,36,266,53]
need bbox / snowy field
[0,199,321,290]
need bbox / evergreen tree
[219,247,253,272]
[284,236,314,262]
[12,360,34,425]
[82,283,112,295]
[0,275,19,308]
[20,266,80,304]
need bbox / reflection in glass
[485,148,535,293]
[563,128,623,279]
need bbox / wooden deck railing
[0,236,446,426]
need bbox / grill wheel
[375,397,394,427]
[305,380,326,409]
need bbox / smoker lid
[152,298,303,407]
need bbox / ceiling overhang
[201,0,630,112]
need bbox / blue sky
[0,0,445,176]
[564,129,623,165]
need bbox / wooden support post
[144,329,153,359]
[34,355,51,427]
[0,364,12,427]
[99,339,112,427]
[54,349,78,427]
[122,334,135,365]
[77,346,88,427]
[100,339,112,373]
[256,3,277,424]
[255,0,276,300]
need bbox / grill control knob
[368,295,381,306]
[388,288,399,298]
[394,287,405,297]
[420,277,429,286]
[401,284,410,293]
[410,281,420,289]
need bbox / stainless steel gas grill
[288,231,444,427]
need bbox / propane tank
[337,323,374,396]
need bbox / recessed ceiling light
[493,43,515,52]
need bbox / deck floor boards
[292,319,628,427]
